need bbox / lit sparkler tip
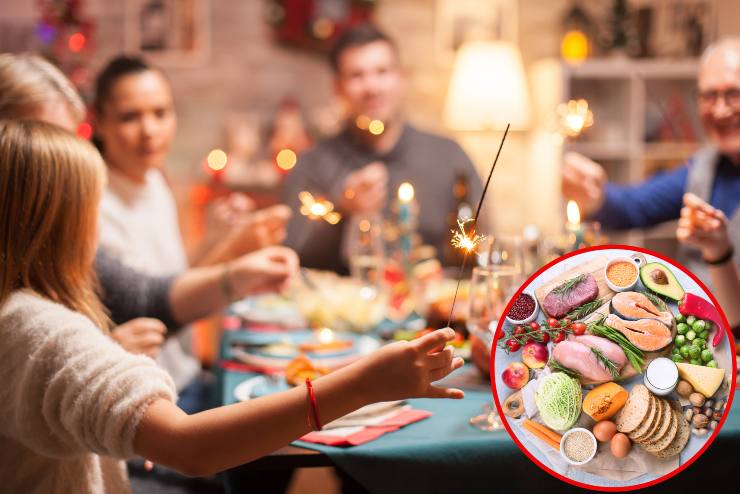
[450,218,486,253]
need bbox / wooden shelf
[564,58,699,80]
[565,142,631,161]
[642,142,700,161]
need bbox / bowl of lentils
[505,291,539,325]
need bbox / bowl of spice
[604,257,639,292]
[560,427,597,466]
[506,291,539,325]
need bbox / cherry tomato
[547,318,559,328]
[506,339,521,352]
[528,321,541,332]
[561,318,572,328]
[571,322,587,336]
[525,336,534,344]
[554,331,566,343]
[540,332,550,343]
[513,326,527,336]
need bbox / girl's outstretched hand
[351,327,465,404]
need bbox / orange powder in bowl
[607,261,637,287]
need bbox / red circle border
[489,244,737,492]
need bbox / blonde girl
[0,119,463,493]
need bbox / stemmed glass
[467,265,520,431]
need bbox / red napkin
[300,408,431,447]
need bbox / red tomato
[506,338,521,352]
[513,326,527,336]
[554,331,566,343]
[561,318,572,328]
[547,318,559,328]
[540,332,550,343]
[525,336,534,344]
[528,321,541,332]
[571,322,587,336]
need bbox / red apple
[502,362,529,390]
[521,342,549,369]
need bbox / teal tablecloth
[219,326,739,494]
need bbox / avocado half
[640,262,685,301]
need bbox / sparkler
[450,218,486,253]
[298,191,341,225]
[446,124,510,328]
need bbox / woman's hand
[350,327,465,404]
[676,193,732,262]
[229,245,299,296]
[111,318,167,358]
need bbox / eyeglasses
[697,88,740,109]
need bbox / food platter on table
[492,247,736,489]
[231,329,379,374]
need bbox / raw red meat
[542,273,599,319]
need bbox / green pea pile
[671,314,717,367]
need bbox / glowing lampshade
[443,41,531,131]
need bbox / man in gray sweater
[283,23,483,273]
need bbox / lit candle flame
[450,218,486,253]
[566,200,581,226]
[299,191,342,224]
[398,182,414,203]
[316,327,335,345]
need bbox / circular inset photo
[491,246,736,490]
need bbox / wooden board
[534,255,677,384]
[534,255,615,319]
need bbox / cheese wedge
[676,363,724,398]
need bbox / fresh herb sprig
[565,298,603,321]
[588,318,645,373]
[590,347,621,379]
[643,292,668,312]
[548,359,581,378]
[551,274,587,296]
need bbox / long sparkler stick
[445,123,510,328]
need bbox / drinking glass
[467,265,519,431]
[345,214,385,300]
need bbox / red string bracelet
[305,378,323,431]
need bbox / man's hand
[562,152,608,217]
[340,162,388,215]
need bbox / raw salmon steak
[605,314,672,352]
[611,292,674,326]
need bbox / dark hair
[93,55,152,115]
[328,23,398,73]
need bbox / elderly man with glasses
[561,38,740,280]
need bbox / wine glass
[467,265,519,431]
[345,214,385,300]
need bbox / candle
[396,182,417,261]
[316,327,335,345]
[566,200,584,250]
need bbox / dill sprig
[590,347,621,379]
[643,292,668,312]
[551,274,587,296]
[565,298,603,321]
[548,359,581,379]
[588,320,645,373]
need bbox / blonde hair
[0,119,109,330]
[0,53,85,122]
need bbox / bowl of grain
[604,257,639,292]
[559,428,597,466]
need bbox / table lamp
[443,40,531,131]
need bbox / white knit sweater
[0,290,176,493]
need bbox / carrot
[522,420,562,450]
[524,419,563,444]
